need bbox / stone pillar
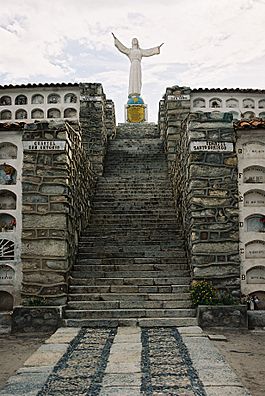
[21,121,96,305]
[186,112,240,290]
[79,83,108,176]
[105,99,116,139]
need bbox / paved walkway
[0,326,251,396]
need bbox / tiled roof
[234,119,265,129]
[0,82,79,89]
[192,88,265,94]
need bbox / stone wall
[79,83,111,176]
[159,86,240,291]
[105,99,116,139]
[21,121,96,305]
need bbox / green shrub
[191,280,217,306]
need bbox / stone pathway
[0,326,251,396]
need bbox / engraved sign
[246,241,265,258]
[244,191,265,207]
[190,141,233,152]
[0,265,14,285]
[176,94,190,101]
[242,141,265,158]
[23,141,66,151]
[247,266,265,284]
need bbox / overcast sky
[1,0,265,122]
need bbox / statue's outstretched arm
[111,33,130,56]
[141,43,163,57]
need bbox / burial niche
[193,98,206,108]
[64,108,77,118]
[247,266,265,284]
[15,95,27,105]
[258,99,265,108]
[31,109,44,119]
[245,240,265,258]
[243,98,255,108]
[0,143,17,159]
[0,239,15,261]
[244,190,265,207]
[242,111,255,119]
[48,108,61,118]
[0,264,14,286]
[246,214,265,232]
[0,164,17,185]
[0,110,11,120]
[0,214,16,232]
[209,98,222,108]
[0,291,13,311]
[0,190,16,210]
[15,109,27,119]
[64,93,77,103]
[243,166,265,183]
[226,98,239,108]
[242,141,265,158]
[48,94,60,104]
[0,96,11,106]
[31,94,44,104]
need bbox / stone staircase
[64,123,196,327]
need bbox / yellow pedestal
[126,105,147,123]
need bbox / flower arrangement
[191,280,217,306]
[191,280,238,307]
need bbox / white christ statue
[112,33,164,97]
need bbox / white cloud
[1,0,265,120]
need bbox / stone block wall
[105,99,116,139]
[21,121,96,305]
[159,86,240,291]
[79,83,110,176]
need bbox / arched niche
[242,111,255,119]
[48,94,61,104]
[64,108,77,118]
[258,99,265,109]
[0,110,11,120]
[15,95,27,105]
[243,166,265,183]
[242,141,265,158]
[0,239,15,261]
[0,214,16,232]
[247,266,265,284]
[259,112,265,119]
[249,291,265,309]
[226,98,239,108]
[245,240,265,258]
[15,109,27,120]
[0,143,17,159]
[245,214,265,232]
[0,190,16,210]
[0,291,13,311]
[31,94,44,104]
[0,264,14,286]
[0,96,12,106]
[193,98,206,108]
[244,190,265,207]
[64,93,77,103]
[31,108,44,119]
[0,164,17,185]
[243,98,255,109]
[209,98,222,108]
[47,108,61,118]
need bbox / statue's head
[132,38,139,48]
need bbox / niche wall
[237,131,265,299]
[0,131,22,310]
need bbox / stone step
[69,277,191,286]
[71,270,190,279]
[62,317,198,327]
[67,292,191,301]
[78,250,186,258]
[64,308,196,319]
[72,263,189,272]
[78,242,184,249]
[77,257,188,265]
[69,284,190,294]
[67,299,192,310]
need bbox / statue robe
[114,37,160,97]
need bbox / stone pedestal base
[125,104,148,123]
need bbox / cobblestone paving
[141,328,206,396]
[38,328,117,396]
